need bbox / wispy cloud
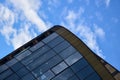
[0,4,33,49]
[62,7,105,58]
[95,12,103,21]
[0,0,49,49]
[67,0,73,3]
[10,24,33,49]
[0,4,15,44]
[76,25,105,58]
[95,0,110,7]
[94,24,105,39]
[105,0,110,7]
[111,17,119,23]
[9,0,48,32]
[64,7,84,30]
[0,0,105,58]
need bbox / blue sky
[0,0,120,71]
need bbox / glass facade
[0,32,102,80]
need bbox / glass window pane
[68,75,79,80]
[53,41,70,53]
[85,72,101,80]
[27,50,56,70]
[39,70,55,80]
[0,64,8,73]
[71,58,88,73]
[0,69,13,80]
[21,45,50,65]
[46,55,63,69]
[5,74,20,80]
[30,42,44,52]
[15,50,31,61]
[11,62,24,72]
[6,58,18,67]
[65,52,82,66]
[76,65,94,80]
[52,61,68,74]
[16,67,29,77]
[22,73,35,80]
[33,55,62,77]
[59,46,76,59]
[48,36,64,48]
[52,68,74,80]
[42,33,58,43]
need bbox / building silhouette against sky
[0,25,120,80]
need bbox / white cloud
[0,26,15,44]
[105,0,110,7]
[48,0,59,5]
[62,8,105,58]
[76,25,105,58]
[95,12,103,21]
[67,0,73,3]
[0,0,47,49]
[65,7,84,22]
[95,0,110,7]
[94,24,105,39]
[65,10,77,28]
[111,17,119,23]
[0,0,105,58]
[10,24,33,49]
[0,0,51,49]
[0,4,15,44]
[9,0,48,32]
[0,5,32,49]
[64,7,84,30]
[0,4,14,26]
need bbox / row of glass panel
[0,44,81,79]
[51,58,101,80]
[0,57,101,80]
[0,32,101,80]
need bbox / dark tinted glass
[6,58,18,67]
[0,64,8,73]
[0,69,13,80]
[16,67,29,77]
[71,58,88,73]
[5,74,20,80]
[29,42,44,52]
[85,72,101,80]
[52,61,68,74]
[42,33,58,43]
[38,70,55,80]
[76,65,94,80]
[22,73,35,80]
[68,75,79,80]
[15,50,31,61]
[27,50,56,70]
[65,52,82,66]
[59,46,76,59]
[11,62,23,72]
[47,36,64,48]
[52,68,74,80]
[32,55,62,77]
[53,41,70,53]
[21,45,50,65]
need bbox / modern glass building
[0,25,120,80]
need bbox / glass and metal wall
[0,26,119,80]
[0,32,101,80]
